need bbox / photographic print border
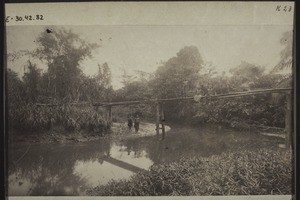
[2,1,298,200]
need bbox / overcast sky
[5,2,294,88]
[6,25,293,89]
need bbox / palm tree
[271,31,293,88]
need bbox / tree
[22,60,42,103]
[272,31,293,73]
[270,31,293,90]
[34,28,99,64]
[152,46,204,98]
[32,28,99,101]
[95,63,112,90]
[7,69,25,106]
[151,46,204,119]
[230,61,264,79]
[229,61,265,91]
[91,62,113,101]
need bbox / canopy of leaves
[7,28,291,131]
[272,31,293,73]
[34,28,99,64]
[152,46,204,98]
[32,28,100,101]
[7,68,25,106]
[22,61,42,103]
[230,61,264,79]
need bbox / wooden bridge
[102,156,148,173]
[36,88,293,148]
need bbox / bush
[87,149,292,196]
[192,94,286,128]
[8,104,108,133]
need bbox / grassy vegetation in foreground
[87,148,292,196]
[9,104,108,133]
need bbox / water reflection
[8,124,282,196]
[73,160,134,187]
[116,124,282,165]
[8,142,111,196]
[8,139,155,196]
[109,143,153,170]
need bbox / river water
[8,124,282,196]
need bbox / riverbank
[9,128,106,144]
[87,148,292,196]
[8,120,284,145]
[8,122,171,144]
[111,122,171,138]
[8,122,290,196]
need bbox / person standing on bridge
[134,115,140,133]
[128,115,133,131]
[199,84,208,96]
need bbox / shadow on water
[8,123,283,196]
[117,123,283,164]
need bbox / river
[7,123,283,196]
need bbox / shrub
[87,148,292,196]
[192,95,286,128]
[8,104,108,133]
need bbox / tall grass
[8,104,108,133]
[87,148,292,196]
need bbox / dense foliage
[9,104,107,132]
[87,148,292,196]
[7,28,293,133]
[191,68,288,128]
[7,28,112,133]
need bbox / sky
[5,2,294,88]
[6,25,293,89]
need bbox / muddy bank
[9,127,106,144]
[9,122,171,144]
[111,122,171,138]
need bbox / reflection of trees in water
[8,140,112,195]
[118,131,214,164]
[8,126,282,195]
[29,167,86,195]
[117,139,144,158]
[117,136,166,164]
[117,125,282,165]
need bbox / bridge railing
[34,87,293,148]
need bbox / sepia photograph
[5,2,295,199]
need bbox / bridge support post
[107,105,112,128]
[161,103,165,139]
[156,102,160,135]
[285,91,292,149]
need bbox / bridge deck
[102,156,148,173]
[93,88,292,107]
[35,88,292,107]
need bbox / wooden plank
[156,102,160,135]
[108,106,112,123]
[35,102,91,106]
[93,88,292,107]
[161,103,165,139]
[106,105,112,128]
[103,156,147,173]
[248,124,285,130]
[152,88,292,102]
[285,92,292,149]
[94,101,142,106]
[35,88,292,107]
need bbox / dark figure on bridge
[134,115,140,133]
[200,84,208,96]
[128,115,133,130]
